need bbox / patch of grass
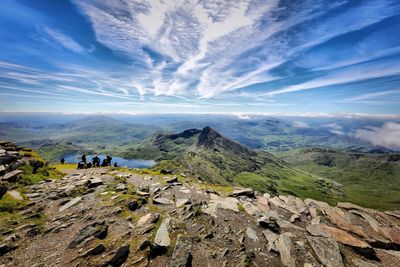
[237,203,245,212]
[198,183,233,195]
[51,163,77,172]
[147,204,159,213]
[20,148,43,162]
[19,164,63,185]
[0,193,25,212]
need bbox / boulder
[0,182,7,198]
[69,221,108,248]
[82,243,105,257]
[169,235,192,267]
[127,200,140,211]
[59,197,82,212]
[263,229,279,252]
[257,196,270,211]
[153,218,170,254]
[242,202,260,216]
[107,244,130,267]
[306,224,370,249]
[258,214,280,233]
[137,213,159,227]
[276,233,295,267]
[164,176,178,183]
[306,236,344,267]
[228,188,255,198]
[153,197,173,205]
[246,227,259,242]
[0,242,18,256]
[0,165,6,176]
[203,194,239,217]
[86,177,103,188]
[6,190,23,201]
[176,198,190,208]
[1,170,23,182]
[0,153,18,166]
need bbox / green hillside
[122,127,343,204]
[277,148,400,210]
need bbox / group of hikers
[60,154,118,169]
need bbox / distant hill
[277,148,400,210]
[122,127,343,203]
[0,116,161,158]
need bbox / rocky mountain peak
[196,126,222,148]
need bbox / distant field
[277,148,400,210]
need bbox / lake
[63,154,156,168]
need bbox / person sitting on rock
[106,155,112,166]
[60,158,65,165]
[92,155,100,167]
[101,158,108,167]
[113,162,118,167]
[77,161,85,169]
[82,154,87,164]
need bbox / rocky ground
[1,142,400,267]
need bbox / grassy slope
[121,128,343,204]
[277,148,400,210]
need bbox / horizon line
[1,111,400,119]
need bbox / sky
[0,0,400,115]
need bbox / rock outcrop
[0,144,399,266]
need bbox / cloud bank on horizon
[0,0,400,114]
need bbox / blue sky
[0,0,400,115]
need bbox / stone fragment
[153,197,173,205]
[246,227,259,242]
[6,190,23,201]
[202,194,239,217]
[107,244,130,267]
[228,188,255,198]
[176,198,190,208]
[276,233,295,267]
[59,197,82,212]
[154,218,170,249]
[82,244,105,257]
[257,196,270,211]
[127,200,140,211]
[263,229,279,252]
[164,176,178,183]
[69,221,108,248]
[306,236,344,267]
[1,170,23,182]
[169,235,192,267]
[86,177,103,188]
[306,224,370,249]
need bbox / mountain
[1,141,399,267]
[277,148,400,210]
[123,127,343,203]
[0,116,161,159]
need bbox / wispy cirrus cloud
[33,26,93,54]
[70,0,400,99]
[1,0,400,114]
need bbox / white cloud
[343,90,400,102]
[38,26,92,54]
[355,122,400,149]
[264,61,400,96]
[325,123,342,130]
[293,121,309,128]
[70,0,398,99]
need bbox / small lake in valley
[63,154,156,168]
